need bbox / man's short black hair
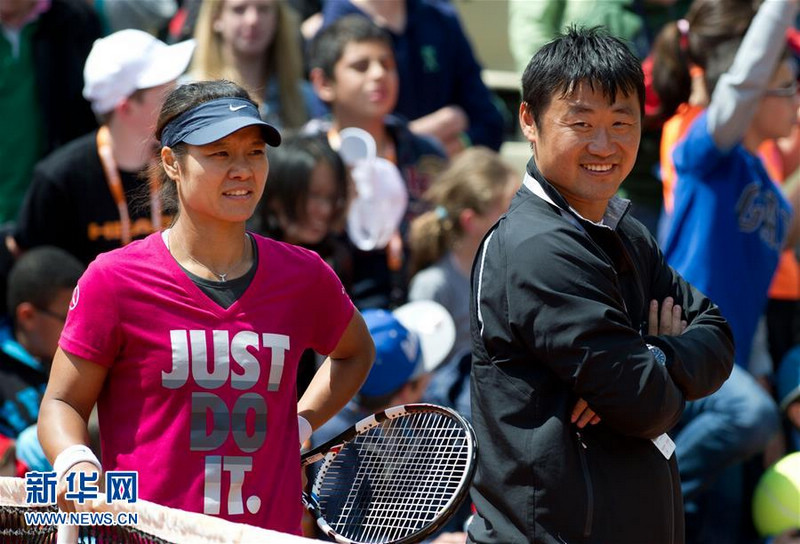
[7,246,84,318]
[521,26,645,128]
[308,14,393,80]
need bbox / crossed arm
[571,296,688,428]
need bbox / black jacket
[468,161,733,544]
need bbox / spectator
[659,0,800,363]
[257,133,352,292]
[321,0,504,155]
[0,247,83,440]
[653,0,799,541]
[190,0,324,130]
[407,147,517,423]
[308,299,460,541]
[509,0,647,71]
[0,0,101,223]
[9,29,195,265]
[306,15,446,309]
[408,147,518,362]
[653,0,800,375]
[1,247,84,475]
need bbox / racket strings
[316,411,471,543]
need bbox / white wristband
[298,415,312,446]
[53,444,102,484]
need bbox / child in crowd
[408,147,518,361]
[0,247,84,472]
[305,14,447,309]
[308,299,462,542]
[407,148,517,422]
[651,0,800,540]
[257,134,352,290]
[321,0,505,154]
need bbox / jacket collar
[523,157,631,231]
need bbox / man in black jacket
[467,27,733,544]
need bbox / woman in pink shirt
[37,79,375,535]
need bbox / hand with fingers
[648,296,687,337]
[571,397,601,429]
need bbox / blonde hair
[409,147,516,275]
[191,0,308,128]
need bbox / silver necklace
[169,230,248,282]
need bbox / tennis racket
[301,403,477,544]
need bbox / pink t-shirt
[59,232,355,534]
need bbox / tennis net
[0,476,323,543]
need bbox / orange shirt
[760,139,800,300]
[659,104,703,216]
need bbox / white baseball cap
[393,300,457,373]
[83,30,196,115]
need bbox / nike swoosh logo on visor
[229,104,247,112]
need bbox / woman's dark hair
[650,0,756,118]
[521,25,645,129]
[147,80,257,214]
[257,134,348,241]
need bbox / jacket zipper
[580,225,648,329]
[575,431,593,538]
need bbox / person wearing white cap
[38,79,375,536]
[9,30,195,265]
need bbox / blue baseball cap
[360,301,456,398]
[360,309,423,398]
[160,97,281,148]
